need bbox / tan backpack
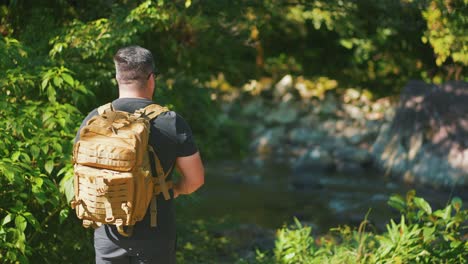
[71,103,172,237]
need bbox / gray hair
[113,45,155,85]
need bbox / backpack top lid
[98,102,169,119]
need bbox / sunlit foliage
[0,0,466,263]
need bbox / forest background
[0,0,467,263]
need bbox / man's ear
[148,74,155,95]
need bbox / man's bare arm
[173,151,205,198]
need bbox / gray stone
[342,127,363,145]
[334,120,347,132]
[292,147,335,173]
[371,81,468,187]
[343,104,365,120]
[334,146,372,164]
[274,75,293,98]
[320,93,339,115]
[322,120,337,134]
[250,127,286,155]
[265,102,298,124]
[299,113,320,128]
[288,127,326,144]
[242,98,264,117]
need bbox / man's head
[114,46,156,98]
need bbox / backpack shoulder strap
[138,104,169,120]
[97,103,114,115]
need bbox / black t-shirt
[75,98,197,260]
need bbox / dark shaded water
[181,160,466,232]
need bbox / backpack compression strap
[138,104,172,227]
[97,103,114,115]
[137,104,169,119]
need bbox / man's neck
[118,94,151,100]
[118,86,152,100]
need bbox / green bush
[252,191,467,264]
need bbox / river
[180,159,466,233]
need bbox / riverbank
[215,76,468,189]
[179,76,468,262]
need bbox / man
[76,45,205,264]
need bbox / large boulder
[372,81,468,187]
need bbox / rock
[343,88,361,103]
[320,93,339,115]
[250,127,286,155]
[265,101,299,124]
[299,113,320,128]
[342,126,364,145]
[372,81,468,187]
[252,124,266,137]
[242,97,264,117]
[292,147,335,173]
[343,104,365,120]
[274,75,293,98]
[320,137,347,153]
[408,133,423,161]
[335,120,347,132]
[288,127,326,144]
[322,120,336,134]
[334,146,372,165]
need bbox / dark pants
[94,226,176,264]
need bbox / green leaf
[45,160,54,174]
[35,192,48,205]
[52,76,62,87]
[11,151,21,161]
[436,205,453,221]
[59,173,75,203]
[293,217,303,229]
[4,170,15,182]
[30,145,40,159]
[42,111,54,122]
[22,212,40,230]
[34,177,44,188]
[41,78,49,91]
[388,194,406,212]
[422,226,435,242]
[62,73,74,86]
[340,39,354,49]
[52,142,62,153]
[47,85,56,103]
[15,215,27,232]
[20,153,31,163]
[450,241,462,249]
[185,0,191,8]
[41,144,49,155]
[1,214,12,226]
[414,197,432,215]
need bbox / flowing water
[180,159,466,233]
